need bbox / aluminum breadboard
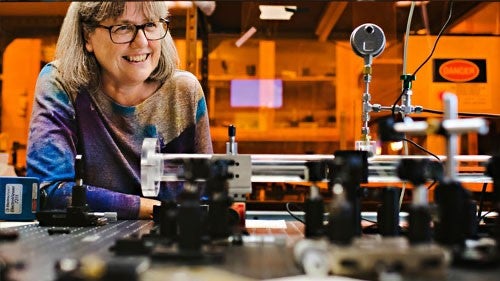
[0,220,153,281]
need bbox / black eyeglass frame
[94,18,170,44]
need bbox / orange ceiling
[0,2,498,36]
[0,2,70,16]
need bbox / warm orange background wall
[407,36,500,155]
[409,36,499,115]
[1,39,41,166]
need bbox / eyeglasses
[95,18,169,44]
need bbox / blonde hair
[55,1,179,94]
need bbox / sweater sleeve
[26,64,141,219]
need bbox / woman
[27,2,213,219]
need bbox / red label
[438,59,480,82]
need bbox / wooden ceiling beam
[315,2,348,42]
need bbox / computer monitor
[230,79,283,108]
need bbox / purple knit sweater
[27,63,213,219]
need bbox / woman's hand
[138,197,161,219]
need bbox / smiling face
[84,2,162,88]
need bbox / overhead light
[395,1,429,8]
[259,5,296,20]
[167,1,193,10]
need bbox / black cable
[391,89,406,121]
[285,202,305,224]
[411,1,455,77]
[427,180,437,190]
[423,108,500,119]
[422,108,443,115]
[477,182,488,225]
[387,2,456,166]
[403,137,441,162]
[479,211,493,224]
[391,1,455,121]
[361,217,377,224]
[372,109,500,125]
